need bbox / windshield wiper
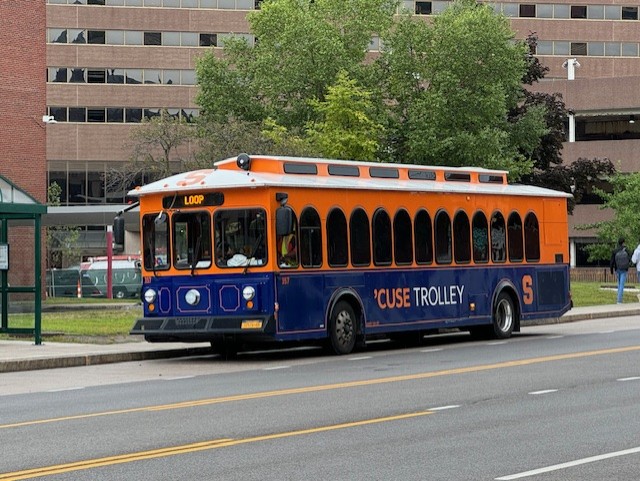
[190,236,202,276]
[243,233,264,275]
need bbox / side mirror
[113,215,125,245]
[275,207,293,237]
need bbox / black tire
[491,291,515,339]
[328,301,357,355]
[113,287,127,299]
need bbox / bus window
[414,209,433,265]
[300,207,322,268]
[524,212,540,262]
[142,213,169,270]
[472,211,489,263]
[327,208,348,267]
[490,212,506,263]
[435,210,452,264]
[507,212,523,262]
[173,211,212,270]
[453,210,471,264]
[394,209,413,266]
[373,208,392,266]
[350,208,371,267]
[214,208,267,268]
[277,211,299,268]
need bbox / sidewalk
[1,303,638,373]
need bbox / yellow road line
[0,411,433,480]
[3,344,640,431]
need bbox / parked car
[46,269,103,298]
[82,259,142,299]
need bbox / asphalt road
[1,317,640,481]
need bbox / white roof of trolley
[128,155,572,199]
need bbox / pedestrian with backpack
[610,237,631,304]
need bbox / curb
[0,346,213,374]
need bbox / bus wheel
[329,301,357,355]
[492,292,515,339]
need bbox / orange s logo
[522,275,534,305]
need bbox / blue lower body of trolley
[130,264,570,349]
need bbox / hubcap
[496,299,513,332]
[336,310,354,347]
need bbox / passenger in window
[278,231,298,268]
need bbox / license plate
[241,320,263,329]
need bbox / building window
[415,1,431,15]
[107,69,125,84]
[125,108,142,123]
[69,68,86,83]
[519,4,535,17]
[107,108,124,123]
[571,42,587,56]
[622,6,639,20]
[87,69,106,83]
[570,5,587,18]
[87,30,106,44]
[200,33,218,47]
[144,32,162,46]
[87,109,106,122]
[69,29,86,44]
[49,107,68,122]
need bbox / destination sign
[163,192,224,209]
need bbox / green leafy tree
[196,0,397,128]
[306,71,382,161]
[579,171,640,261]
[378,1,546,179]
[46,182,81,269]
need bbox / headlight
[242,286,256,301]
[185,289,200,306]
[143,288,157,304]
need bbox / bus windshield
[214,208,267,267]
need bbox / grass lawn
[0,282,636,341]
[571,281,638,306]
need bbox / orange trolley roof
[128,154,572,199]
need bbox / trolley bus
[118,154,571,355]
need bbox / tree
[306,71,382,161]
[196,0,397,128]
[377,1,547,179]
[46,182,81,269]
[579,171,640,261]
[107,109,196,195]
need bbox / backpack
[615,248,630,270]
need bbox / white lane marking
[47,387,85,393]
[163,376,196,381]
[486,341,508,346]
[420,348,444,353]
[429,405,460,411]
[545,335,564,339]
[598,330,616,334]
[495,446,640,480]
[348,356,372,361]
[617,376,640,382]
[528,389,558,395]
[263,365,291,371]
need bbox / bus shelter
[0,175,47,345]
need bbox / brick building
[0,0,47,287]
